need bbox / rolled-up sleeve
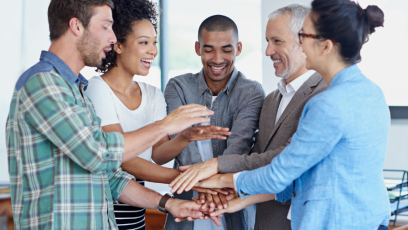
[236,96,343,198]
[108,168,135,201]
[21,72,125,174]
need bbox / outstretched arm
[152,125,231,165]
[103,124,181,183]
[103,124,229,184]
[194,173,235,190]
[122,104,214,162]
[121,157,180,184]
[236,97,343,197]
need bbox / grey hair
[267,3,310,42]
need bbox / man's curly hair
[97,0,159,73]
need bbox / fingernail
[224,204,228,208]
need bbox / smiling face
[77,5,116,67]
[115,19,158,76]
[265,14,306,81]
[196,29,242,83]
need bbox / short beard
[276,45,304,80]
[77,29,102,67]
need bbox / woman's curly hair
[97,0,159,73]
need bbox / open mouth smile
[141,58,154,68]
[209,65,227,75]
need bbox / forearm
[122,121,168,162]
[220,173,235,188]
[121,158,180,184]
[218,148,283,173]
[209,193,275,216]
[152,133,191,165]
[118,179,162,209]
[196,173,235,190]
[241,194,275,206]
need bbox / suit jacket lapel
[262,73,323,152]
[259,92,281,152]
[267,92,281,130]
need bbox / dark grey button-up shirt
[163,67,265,230]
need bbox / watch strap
[158,194,173,213]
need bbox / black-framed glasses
[298,31,323,44]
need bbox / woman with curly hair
[85,0,231,229]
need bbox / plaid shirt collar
[40,51,89,89]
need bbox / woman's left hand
[181,125,231,142]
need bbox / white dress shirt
[232,70,316,220]
[275,70,316,125]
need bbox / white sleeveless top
[85,76,167,161]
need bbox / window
[357,0,408,106]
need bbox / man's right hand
[166,198,223,226]
[160,104,214,136]
[165,198,204,221]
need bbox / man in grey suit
[170,4,328,230]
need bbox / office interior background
[0,0,407,226]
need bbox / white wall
[0,0,51,182]
[261,0,408,171]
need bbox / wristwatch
[158,193,174,213]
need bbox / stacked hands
[168,158,251,226]
[160,105,274,225]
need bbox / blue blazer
[236,65,391,230]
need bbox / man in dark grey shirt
[164,15,265,230]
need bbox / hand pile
[168,158,240,226]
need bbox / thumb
[179,165,193,172]
[189,128,204,137]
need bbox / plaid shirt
[7,51,134,230]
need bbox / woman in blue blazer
[177,0,391,229]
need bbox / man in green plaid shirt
[6,0,219,229]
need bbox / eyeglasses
[298,31,323,44]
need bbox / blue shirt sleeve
[236,95,344,197]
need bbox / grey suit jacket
[218,72,328,230]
